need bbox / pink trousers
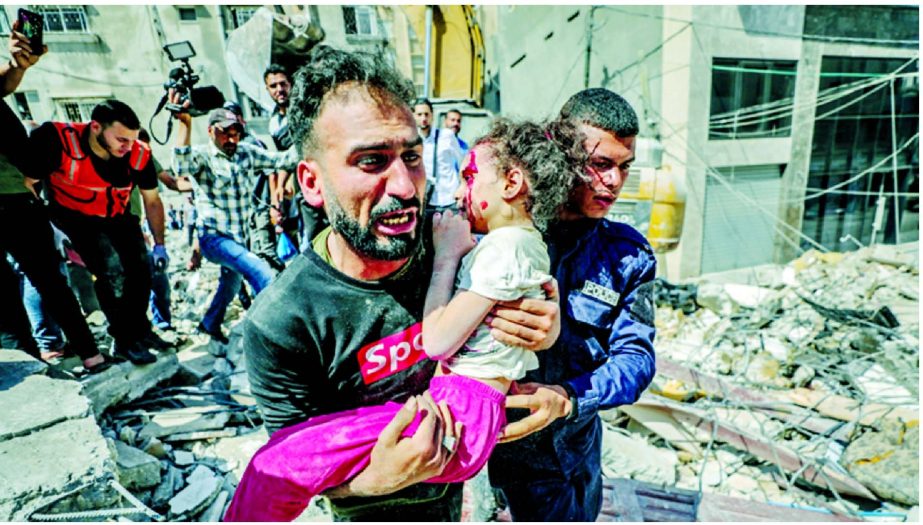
[223,374,506,522]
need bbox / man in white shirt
[412,99,465,212]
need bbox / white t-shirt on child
[446,225,551,380]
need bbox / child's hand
[432,210,475,261]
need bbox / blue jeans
[21,265,67,351]
[148,252,172,329]
[199,232,273,332]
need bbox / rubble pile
[598,243,919,520]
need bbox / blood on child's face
[454,145,499,234]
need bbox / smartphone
[17,8,44,53]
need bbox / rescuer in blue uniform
[488,88,657,521]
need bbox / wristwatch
[562,383,579,421]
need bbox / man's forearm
[1,60,26,97]
[143,195,166,245]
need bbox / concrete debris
[112,439,162,490]
[600,423,678,485]
[81,354,180,417]
[173,450,195,466]
[640,243,919,518]
[842,420,919,506]
[199,489,230,522]
[168,467,221,518]
[0,350,113,521]
[140,409,231,440]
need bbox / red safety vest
[47,122,151,218]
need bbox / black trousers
[0,194,99,360]
[50,206,152,347]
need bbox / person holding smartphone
[1,21,112,374]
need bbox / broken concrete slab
[168,467,221,518]
[0,417,112,521]
[139,409,231,441]
[113,439,162,490]
[199,490,229,522]
[0,349,48,389]
[81,353,180,417]
[164,428,237,442]
[0,373,90,441]
[176,344,217,382]
[152,465,181,508]
[194,427,269,481]
[600,423,677,485]
[842,421,919,506]
[173,450,195,466]
[187,465,218,487]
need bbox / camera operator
[0,21,111,374]
[169,92,299,344]
[25,96,172,366]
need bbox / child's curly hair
[474,118,587,230]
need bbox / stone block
[176,345,216,382]
[0,350,47,390]
[173,450,195,466]
[81,353,179,417]
[0,417,112,521]
[0,374,89,440]
[139,409,230,441]
[152,466,180,508]
[113,439,162,490]
[168,469,220,518]
[198,490,229,522]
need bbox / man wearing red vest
[27,100,170,365]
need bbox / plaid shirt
[173,142,299,245]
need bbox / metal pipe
[889,78,901,243]
[583,6,597,89]
[423,5,434,97]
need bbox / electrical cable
[599,6,919,47]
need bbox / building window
[231,7,258,28]
[343,6,378,37]
[13,92,34,121]
[709,58,797,140]
[178,7,197,22]
[802,56,919,250]
[37,6,89,33]
[57,99,105,122]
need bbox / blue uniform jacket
[489,218,657,485]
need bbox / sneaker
[112,340,157,365]
[197,323,229,345]
[141,331,173,351]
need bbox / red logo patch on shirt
[357,322,428,385]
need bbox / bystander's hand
[186,246,201,271]
[152,244,169,269]
[8,20,46,70]
[498,382,571,443]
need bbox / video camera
[161,41,224,117]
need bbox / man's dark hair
[288,45,416,158]
[138,128,150,143]
[91,99,140,130]
[474,118,587,231]
[263,63,290,83]
[413,98,433,111]
[446,108,462,117]
[559,88,639,138]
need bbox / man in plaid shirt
[171,105,299,343]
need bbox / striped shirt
[173,142,299,245]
